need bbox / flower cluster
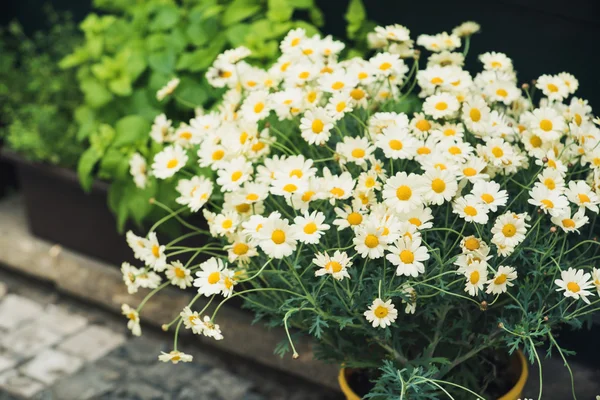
[121,22,599,397]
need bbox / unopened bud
[543,316,549,321]
[521,83,530,90]
[480,301,488,311]
[498,322,504,329]
[161,324,168,331]
[149,198,155,204]
[265,122,271,128]
[542,157,548,163]
[550,226,557,233]
[292,352,299,359]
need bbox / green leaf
[176,35,227,72]
[225,24,251,47]
[222,0,261,26]
[77,147,102,192]
[98,148,124,177]
[186,19,219,47]
[344,0,366,39]
[112,115,151,148]
[148,50,176,74]
[175,77,209,108]
[267,0,294,22]
[108,75,133,96]
[80,78,113,109]
[309,315,329,339]
[149,5,181,32]
[124,49,147,81]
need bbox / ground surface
[0,266,598,400]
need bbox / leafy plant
[0,7,84,168]
[60,0,354,232]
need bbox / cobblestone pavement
[0,269,340,400]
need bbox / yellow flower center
[271,229,286,244]
[464,206,477,216]
[567,282,580,293]
[431,178,446,193]
[400,250,415,264]
[496,88,508,98]
[396,185,412,201]
[347,212,363,226]
[481,193,494,204]
[539,119,553,132]
[541,199,554,209]
[374,305,389,318]
[221,220,232,229]
[312,119,324,133]
[351,148,365,158]
[530,135,542,148]
[350,88,365,100]
[167,159,179,169]
[291,38,300,46]
[578,193,590,203]
[547,83,559,93]
[283,183,298,193]
[326,261,343,273]
[463,167,477,177]
[179,131,192,140]
[301,191,315,202]
[236,203,250,213]
[464,237,480,251]
[543,178,555,190]
[254,102,265,113]
[491,147,504,158]
[435,102,448,111]
[491,61,502,68]
[408,217,422,227]
[174,267,186,279]
[233,243,249,255]
[470,271,480,284]
[152,245,160,258]
[417,146,431,155]
[303,222,318,234]
[330,187,345,197]
[494,274,507,285]
[246,193,259,202]
[574,114,582,126]
[415,119,431,132]
[430,77,443,85]
[212,150,225,160]
[379,62,392,71]
[298,71,310,79]
[332,81,345,90]
[562,219,575,228]
[336,102,347,112]
[358,72,368,80]
[502,223,516,237]
[469,108,481,122]
[208,272,221,284]
[389,140,403,150]
[448,146,462,155]
[231,171,243,182]
[364,234,379,248]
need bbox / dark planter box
[1,151,136,266]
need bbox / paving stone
[0,294,43,331]
[0,282,6,300]
[0,353,17,374]
[193,368,253,400]
[143,362,211,393]
[111,382,166,400]
[50,365,118,400]
[20,348,84,385]
[39,305,88,336]
[1,323,63,358]
[0,369,45,398]
[58,325,125,361]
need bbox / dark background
[1,0,599,108]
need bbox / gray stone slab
[50,365,119,400]
[0,282,6,300]
[20,349,84,385]
[0,294,43,331]
[0,353,17,374]
[39,304,88,336]
[1,323,63,358]
[58,325,125,361]
[193,368,253,400]
[0,369,45,399]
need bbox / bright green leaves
[80,78,113,109]
[345,0,366,40]
[222,0,261,26]
[149,4,181,32]
[148,50,177,75]
[267,0,294,22]
[113,115,151,148]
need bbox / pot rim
[338,350,529,400]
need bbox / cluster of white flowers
[124,22,600,356]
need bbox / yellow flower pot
[339,351,528,400]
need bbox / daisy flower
[126,231,148,261]
[333,204,365,230]
[555,268,595,304]
[121,304,141,337]
[129,153,149,189]
[529,107,566,142]
[294,211,330,244]
[256,215,298,259]
[324,169,355,204]
[158,351,193,364]
[212,211,240,237]
[300,107,334,145]
[313,250,352,281]
[143,232,167,272]
[150,113,173,143]
[491,212,529,249]
[565,180,599,212]
[319,71,357,93]
[528,185,569,217]
[156,77,180,101]
[180,306,202,332]
[152,145,188,179]
[226,235,258,264]
[326,91,353,120]
[471,180,508,212]
[452,21,480,37]
[198,316,224,340]
[382,172,426,213]
[176,176,213,212]
[336,136,374,167]
[364,298,398,328]
[460,236,489,256]
[536,74,569,102]
[353,221,389,259]
[485,266,517,294]
[423,93,460,120]
[537,168,565,192]
[369,52,407,77]
[386,237,430,277]
[551,208,589,233]
[463,261,488,296]
[453,195,489,224]
[166,261,193,289]
[398,205,435,230]
[121,262,141,294]
[479,52,513,73]
[375,24,411,42]
[216,157,253,191]
[422,168,458,206]
[462,97,490,134]
[376,125,418,160]
[194,257,228,296]
[401,286,417,314]
[240,90,271,121]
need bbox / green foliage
[0,7,84,168]
[62,0,335,231]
